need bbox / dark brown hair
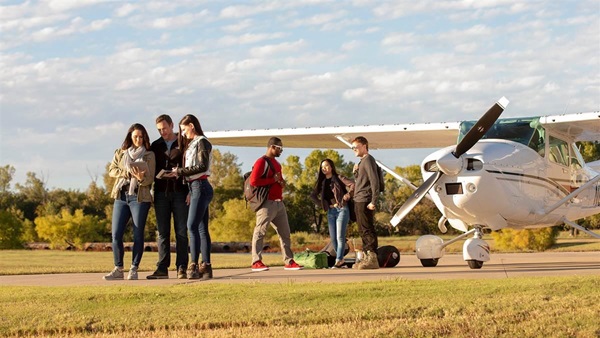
[121,123,151,150]
[178,114,205,150]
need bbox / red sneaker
[284,260,303,271]
[251,260,269,272]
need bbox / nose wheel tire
[467,260,484,269]
[420,258,439,267]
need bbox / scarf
[116,146,146,195]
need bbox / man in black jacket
[147,114,189,279]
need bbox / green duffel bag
[293,249,329,269]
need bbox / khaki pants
[252,200,294,264]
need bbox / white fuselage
[422,140,600,232]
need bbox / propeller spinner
[390,96,509,227]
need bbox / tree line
[0,142,598,249]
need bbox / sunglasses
[272,145,283,151]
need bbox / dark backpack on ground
[243,156,273,212]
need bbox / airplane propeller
[390,97,509,227]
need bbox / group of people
[103,114,214,281]
[103,116,383,281]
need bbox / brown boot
[199,262,213,280]
[353,251,365,269]
[358,251,379,269]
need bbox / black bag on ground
[377,245,400,267]
[243,156,273,212]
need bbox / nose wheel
[466,260,484,269]
[463,227,490,269]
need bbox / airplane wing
[539,112,600,141]
[206,122,460,149]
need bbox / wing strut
[543,174,600,215]
[334,136,428,199]
[562,218,600,239]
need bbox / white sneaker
[127,266,138,280]
[103,267,124,280]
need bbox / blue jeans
[327,204,349,261]
[111,191,151,268]
[154,190,189,271]
[187,179,213,264]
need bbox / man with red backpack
[249,137,303,272]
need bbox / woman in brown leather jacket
[311,159,355,268]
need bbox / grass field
[1,234,598,337]
[0,277,598,337]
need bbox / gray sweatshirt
[353,153,380,204]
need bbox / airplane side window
[548,136,569,166]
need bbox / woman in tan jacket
[103,123,155,281]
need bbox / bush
[34,209,107,249]
[492,227,559,251]
[210,198,258,242]
[0,209,24,249]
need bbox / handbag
[293,249,328,269]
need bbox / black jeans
[354,201,378,253]
[154,190,189,271]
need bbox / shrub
[492,227,559,251]
[0,209,24,249]
[34,209,107,249]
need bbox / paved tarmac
[1,252,598,286]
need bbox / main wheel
[467,260,484,269]
[420,258,438,267]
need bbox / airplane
[206,97,600,269]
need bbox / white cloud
[218,32,285,46]
[1,0,598,190]
[249,39,307,58]
[341,40,361,51]
[114,3,138,17]
[221,18,253,33]
[150,11,209,29]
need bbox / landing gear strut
[415,226,490,269]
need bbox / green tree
[0,164,15,192]
[578,141,600,162]
[14,172,48,221]
[282,155,303,189]
[35,209,108,249]
[209,149,243,190]
[82,181,112,218]
[209,149,244,221]
[211,198,258,242]
[0,208,24,249]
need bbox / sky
[1,0,599,192]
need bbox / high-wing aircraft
[206,97,600,269]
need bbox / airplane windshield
[458,117,544,153]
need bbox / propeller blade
[453,96,509,157]
[390,171,443,226]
